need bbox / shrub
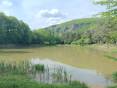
[112,72,117,82]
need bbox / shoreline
[0,44,117,49]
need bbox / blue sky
[0,0,105,29]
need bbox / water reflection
[31,58,112,88]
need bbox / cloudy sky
[0,0,105,29]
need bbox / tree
[0,12,32,45]
[94,0,117,17]
[94,0,117,30]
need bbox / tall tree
[0,12,32,45]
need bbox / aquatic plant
[52,66,71,84]
[0,60,88,88]
[0,60,45,75]
[34,64,44,72]
[0,60,72,84]
[0,75,88,88]
[112,72,117,82]
[107,72,117,88]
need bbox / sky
[0,0,105,29]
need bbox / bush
[112,72,117,82]
[34,64,44,72]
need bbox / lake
[0,45,117,88]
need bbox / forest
[0,0,117,46]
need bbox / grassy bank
[0,74,88,88]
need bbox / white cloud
[1,0,13,7]
[0,0,13,16]
[36,9,66,18]
[33,9,68,28]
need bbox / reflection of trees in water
[34,64,72,84]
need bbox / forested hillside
[0,0,116,46]
[40,0,117,45]
[45,18,97,32]
[0,13,98,45]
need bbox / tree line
[0,0,116,46]
[0,13,32,45]
[0,12,62,45]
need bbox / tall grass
[0,60,88,88]
[0,75,88,88]
[0,60,45,75]
[112,72,117,82]
[0,60,71,84]
[51,66,71,84]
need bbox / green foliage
[0,75,88,88]
[34,64,44,72]
[0,61,45,75]
[108,71,117,88]
[94,0,117,17]
[0,12,32,45]
[31,15,117,46]
[107,32,117,44]
[43,18,97,44]
[32,29,62,45]
[0,61,88,88]
[0,11,117,46]
[108,85,117,88]
[112,72,117,82]
[70,81,88,88]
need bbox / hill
[44,18,97,33]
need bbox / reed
[0,60,45,75]
[0,75,88,88]
[0,60,88,88]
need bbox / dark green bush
[112,72,117,82]
[34,64,45,72]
